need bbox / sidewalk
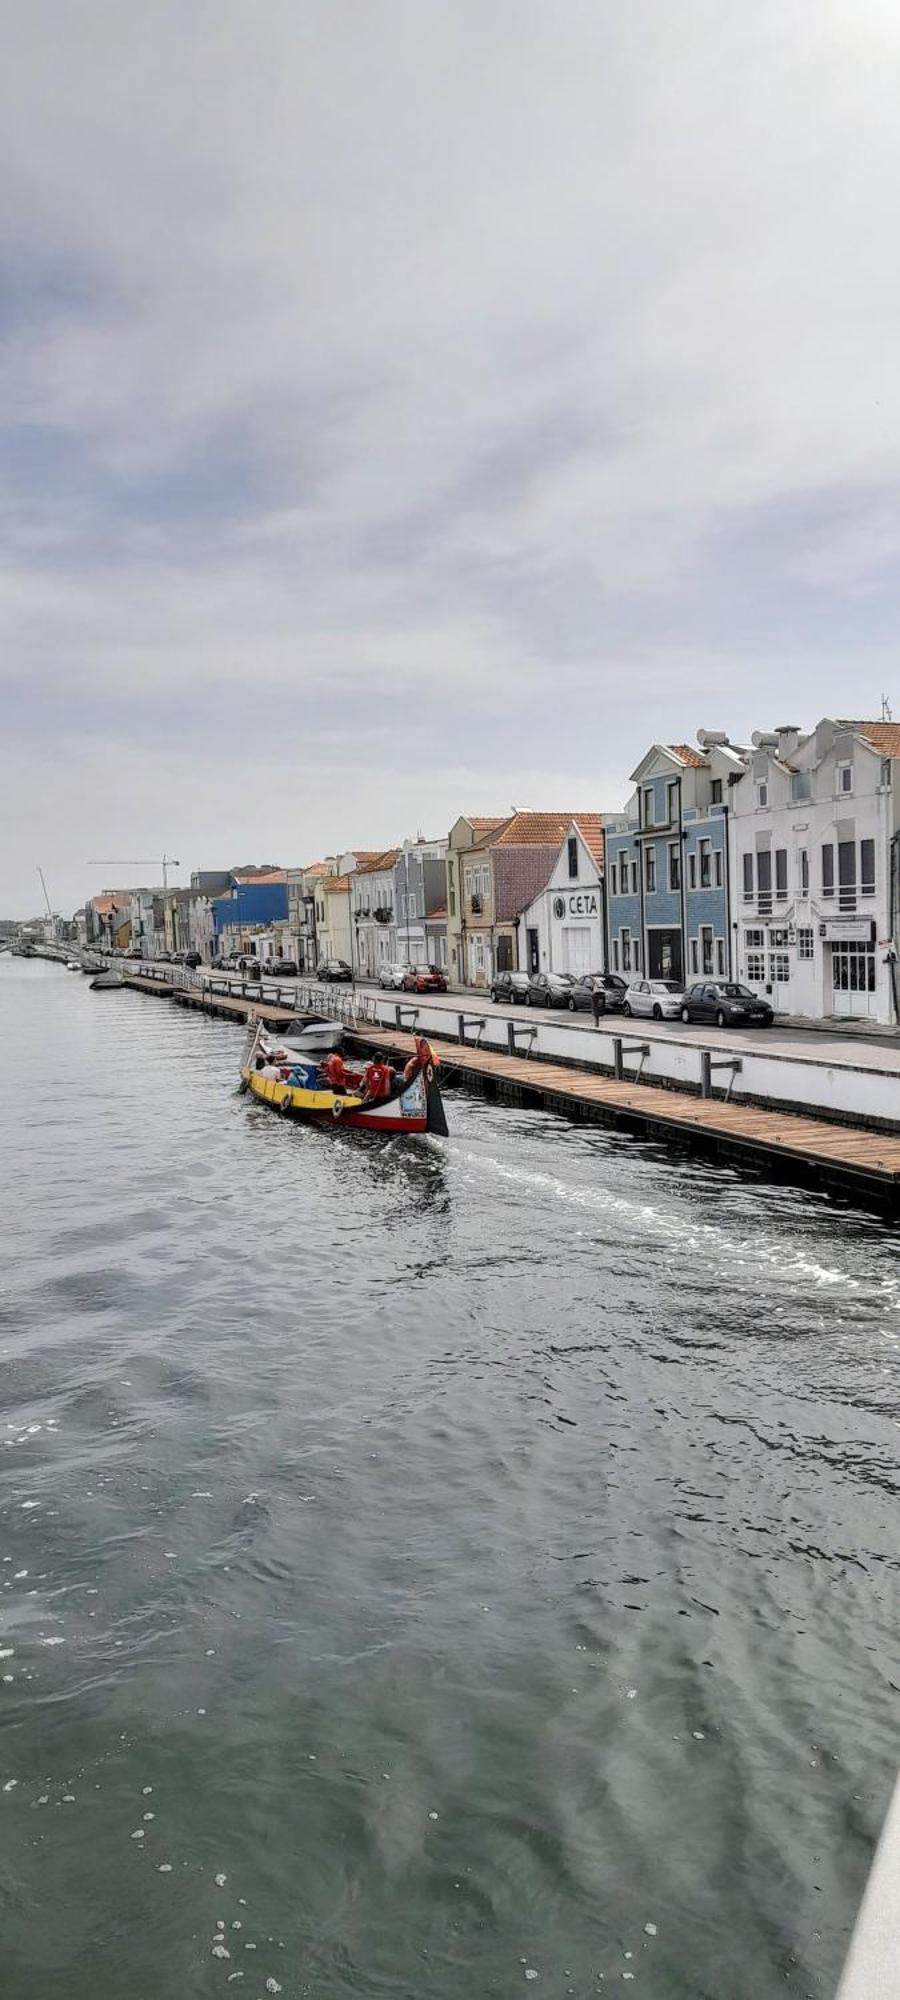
[775,1012,900,1043]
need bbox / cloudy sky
[3,0,899,914]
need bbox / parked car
[566,972,627,1014]
[490,970,531,1003]
[679,981,774,1027]
[525,971,575,1008]
[270,960,298,977]
[316,958,353,982]
[622,978,686,1021]
[183,951,202,969]
[402,965,448,993]
[378,962,411,989]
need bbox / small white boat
[258,1016,344,1057]
[65,958,82,971]
[90,969,124,990]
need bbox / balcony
[470,894,483,913]
[374,906,393,923]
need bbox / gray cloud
[3,0,900,911]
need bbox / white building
[516,820,606,977]
[729,719,900,1022]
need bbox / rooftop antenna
[881,693,893,722]
[36,866,53,919]
[87,855,181,891]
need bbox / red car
[402,966,448,993]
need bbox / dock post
[613,1036,623,1080]
[701,1051,712,1098]
[458,1012,466,1047]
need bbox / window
[769,952,789,984]
[790,771,812,802]
[610,861,618,896]
[797,927,814,959]
[690,938,699,975]
[745,929,764,948]
[822,843,834,898]
[701,926,714,975]
[643,787,655,828]
[688,853,697,890]
[667,780,679,822]
[742,853,754,900]
[710,778,723,805]
[567,835,578,879]
[756,782,768,809]
[757,850,772,908]
[775,849,787,900]
[838,840,856,909]
[408,893,417,919]
[746,951,765,984]
[833,941,876,994]
[714,849,723,889]
[633,939,641,972]
[799,848,809,896]
[837,763,853,795]
[621,929,631,973]
[881,759,892,789]
[715,938,726,975]
[645,847,656,893]
[861,838,875,895]
[612,938,619,971]
[631,860,639,894]
[699,840,711,888]
[668,843,681,891]
[449,887,456,916]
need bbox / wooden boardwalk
[121,975,900,1211]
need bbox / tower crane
[87,855,181,891]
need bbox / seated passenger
[323,1051,352,1092]
[363,1056,393,1101]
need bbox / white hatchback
[378,962,411,989]
[621,978,685,1021]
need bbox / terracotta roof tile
[851,721,900,757]
[489,811,605,854]
[465,815,508,831]
[667,743,707,768]
[325,874,351,893]
[232,868,287,884]
[357,847,401,874]
[426,905,448,919]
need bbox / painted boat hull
[242,1064,432,1132]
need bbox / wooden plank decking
[121,974,900,1208]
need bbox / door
[527,928,540,974]
[496,935,513,972]
[647,929,683,982]
[630,979,650,1015]
[831,942,876,1017]
[563,926,591,976]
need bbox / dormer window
[837,763,853,795]
[710,778,723,805]
[567,835,578,878]
[756,782,768,809]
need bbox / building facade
[212,873,289,957]
[459,812,602,988]
[604,738,747,983]
[394,838,448,969]
[351,849,399,980]
[287,862,332,972]
[445,817,508,987]
[516,820,606,976]
[729,719,900,1022]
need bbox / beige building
[446,817,509,987]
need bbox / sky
[3,0,900,915]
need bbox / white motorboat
[65,958,82,971]
[257,1016,344,1057]
[90,969,124,990]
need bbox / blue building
[212,873,289,953]
[604,737,748,984]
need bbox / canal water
[1,957,898,2000]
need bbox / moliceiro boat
[240,1020,448,1136]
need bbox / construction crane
[37,867,54,919]
[88,855,181,891]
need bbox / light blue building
[604,736,748,984]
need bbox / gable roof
[465,815,508,832]
[357,847,400,874]
[570,816,605,865]
[668,743,707,768]
[91,893,131,916]
[324,874,351,894]
[486,811,603,852]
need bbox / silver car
[621,978,685,1021]
[378,961,411,989]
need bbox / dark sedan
[679,981,774,1027]
[566,972,627,1014]
[316,958,353,982]
[490,970,531,1003]
[525,971,575,1008]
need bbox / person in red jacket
[323,1051,353,1092]
[363,1056,393,1100]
